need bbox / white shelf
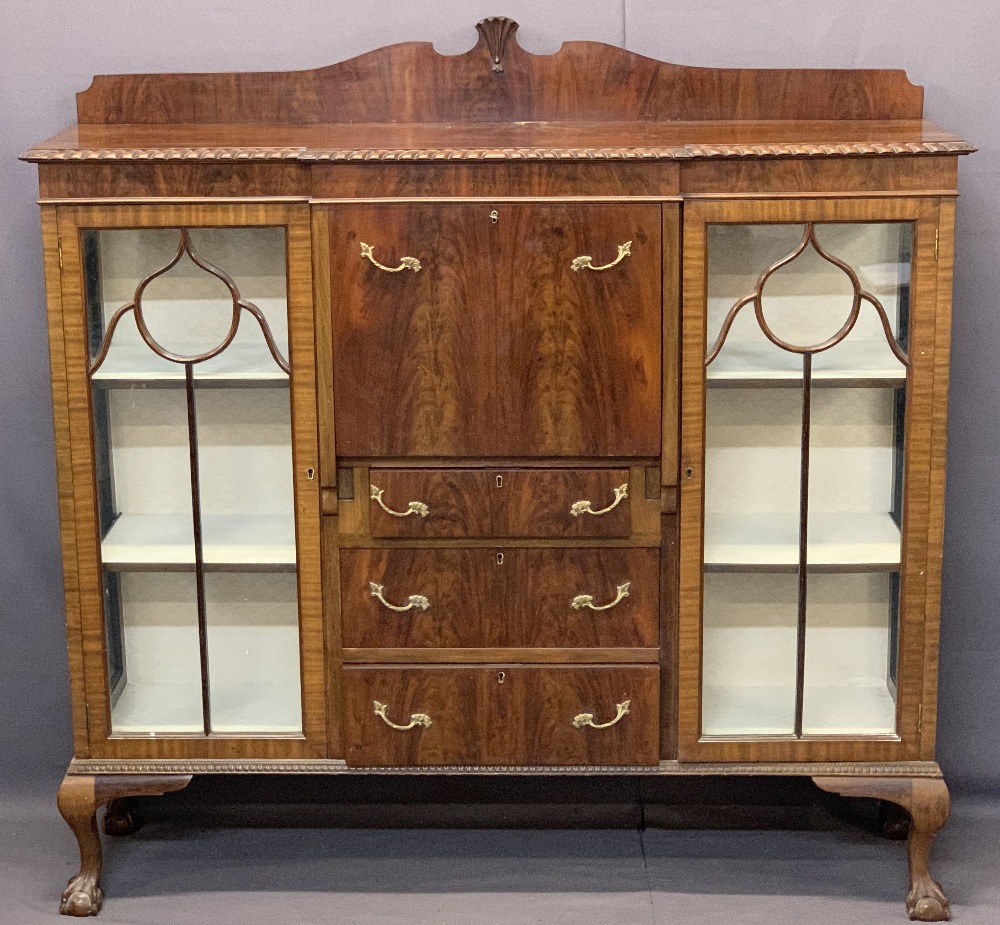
[102,513,296,569]
[702,683,897,737]
[704,511,901,570]
[111,679,303,735]
[92,342,289,386]
[707,341,906,386]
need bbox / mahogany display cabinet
[22,18,973,920]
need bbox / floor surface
[3,788,998,925]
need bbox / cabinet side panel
[893,200,943,759]
[920,198,955,759]
[44,206,91,758]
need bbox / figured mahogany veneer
[26,16,972,921]
[330,202,662,458]
[366,468,632,538]
[340,547,659,649]
[343,665,660,767]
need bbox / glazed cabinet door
[54,204,325,760]
[678,198,947,762]
[328,202,661,457]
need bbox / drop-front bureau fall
[22,17,973,920]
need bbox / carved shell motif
[476,16,519,72]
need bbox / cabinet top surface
[24,119,971,164]
[22,18,972,164]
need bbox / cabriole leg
[813,775,951,922]
[57,770,192,917]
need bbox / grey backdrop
[1,0,997,796]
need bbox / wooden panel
[919,197,955,759]
[38,163,308,199]
[330,202,661,457]
[42,206,91,757]
[312,162,680,199]
[344,667,484,766]
[340,547,658,648]
[74,23,923,124]
[662,203,681,484]
[343,648,659,664]
[491,666,660,766]
[329,203,495,457]
[26,119,972,165]
[368,468,631,538]
[496,203,662,456]
[680,156,960,197]
[343,665,659,767]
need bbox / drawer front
[368,468,631,538]
[344,666,659,767]
[341,547,659,648]
[329,202,662,457]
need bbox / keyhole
[496,475,503,489]
[490,210,499,224]
[496,552,504,566]
[497,671,506,684]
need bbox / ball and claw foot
[908,876,950,922]
[61,875,103,917]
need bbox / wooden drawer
[343,665,659,766]
[368,468,631,538]
[341,547,659,648]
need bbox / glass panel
[802,573,897,735]
[84,225,300,737]
[205,574,302,733]
[194,385,301,734]
[109,572,203,734]
[703,573,798,736]
[704,388,803,569]
[706,223,911,385]
[702,220,911,741]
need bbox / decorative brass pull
[570,483,628,517]
[571,241,632,273]
[370,484,429,518]
[373,700,432,730]
[360,242,422,273]
[573,700,631,730]
[369,581,430,613]
[571,581,631,611]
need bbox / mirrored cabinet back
[22,17,973,920]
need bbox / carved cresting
[477,16,519,72]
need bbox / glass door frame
[55,202,326,761]
[678,196,947,763]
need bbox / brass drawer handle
[374,700,432,730]
[360,241,422,273]
[571,240,632,272]
[573,699,631,730]
[571,581,631,611]
[370,484,429,518]
[369,581,430,613]
[570,483,628,517]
